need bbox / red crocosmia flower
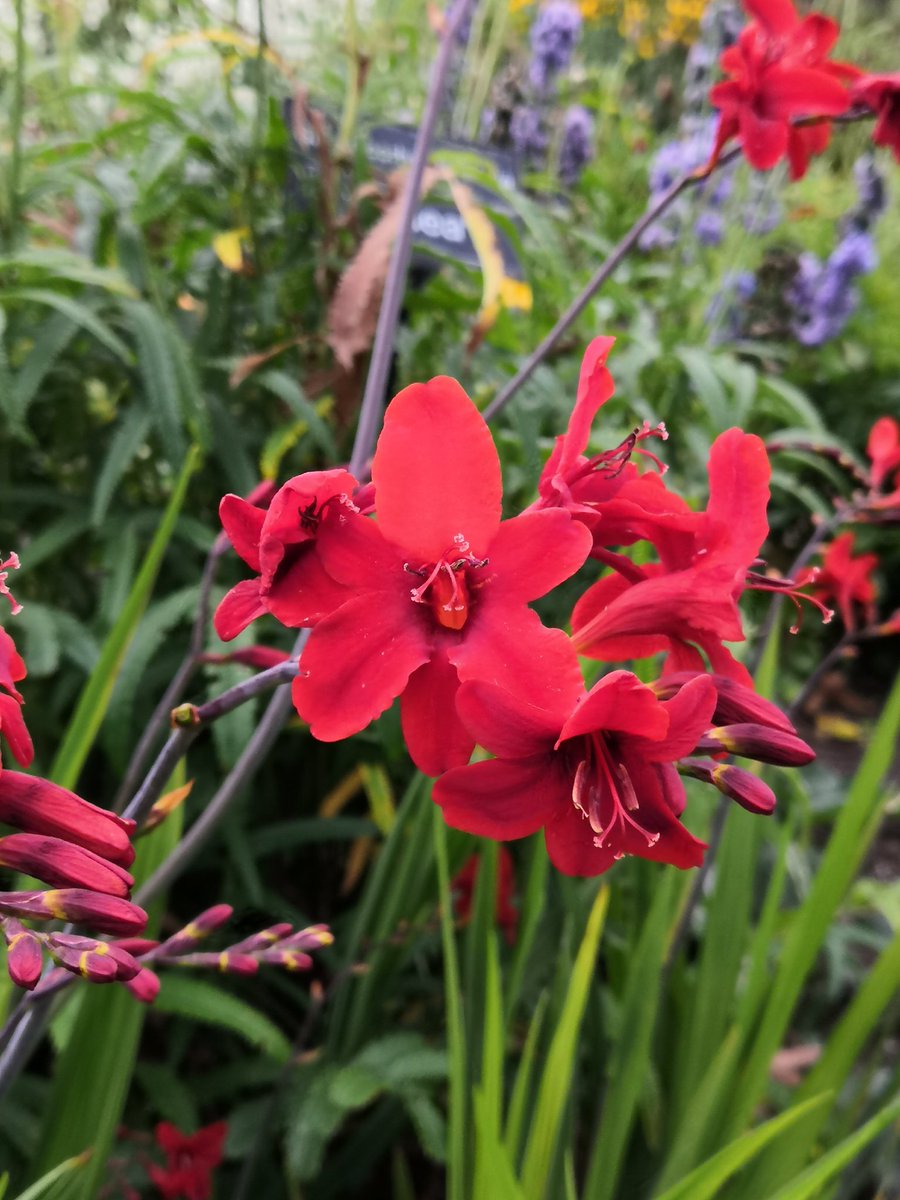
[214,469,360,641]
[708,0,856,180]
[572,429,771,688]
[797,532,878,632]
[436,671,718,877]
[851,74,900,164]
[530,338,685,553]
[865,416,900,509]
[452,846,518,944]
[149,1121,227,1200]
[292,378,592,775]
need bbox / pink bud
[0,773,136,866]
[656,673,796,734]
[0,834,134,896]
[158,904,233,956]
[229,923,293,954]
[0,889,148,935]
[123,966,161,1003]
[47,932,141,982]
[698,724,815,767]
[3,919,43,989]
[681,759,776,814]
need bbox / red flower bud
[0,834,134,896]
[0,889,148,935]
[123,966,161,1003]
[229,923,293,954]
[655,673,796,734]
[0,773,136,866]
[697,724,815,767]
[3,918,43,989]
[681,759,777,815]
[258,947,313,971]
[158,904,233,956]
[176,951,259,975]
[46,932,141,983]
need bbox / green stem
[335,0,363,161]
[465,0,510,142]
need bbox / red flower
[797,532,878,632]
[452,846,518,943]
[435,671,718,876]
[865,416,900,509]
[851,73,900,163]
[571,428,772,687]
[708,0,855,180]
[0,772,136,865]
[292,378,591,775]
[149,1121,227,1200]
[214,470,360,640]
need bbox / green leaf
[655,1093,833,1200]
[123,300,186,463]
[90,407,152,526]
[4,288,132,363]
[11,1150,92,1200]
[766,1093,900,1200]
[522,882,611,1200]
[48,446,199,790]
[153,975,291,1063]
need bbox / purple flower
[788,231,877,346]
[850,155,887,228]
[511,106,547,162]
[695,209,725,246]
[529,1,582,92]
[558,105,593,185]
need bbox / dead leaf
[212,227,250,271]
[228,334,307,388]
[326,166,441,369]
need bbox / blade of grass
[49,446,199,791]
[504,992,548,1168]
[521,882,610,1200]
[434,809,468,1200]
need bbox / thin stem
[347,0,476,480]
[788,629,855,721]
[482,147,743,422]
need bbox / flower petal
[219,495,265,571]
[372,377,502,561]
[0,693,33,767]
[738,106,789,171]
[293,594,429,742]
[629,674,717,761]
[400,650,473,776]
[763,67,849,119]
[265,547,354,627]
[540,337,616,499]
[213,580,267,642]
[316,509,402,589]
[456,681,564,759]
[558,670,669,744]
[745,0,799,36]
[486,510,592,602]
[544,803,618,877]
[435,755,568,840]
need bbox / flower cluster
[529,0,582,91]
[149,1121,227,1200]
[788,228,878,346]
[215,337,816,877]
[27,903,332,1003]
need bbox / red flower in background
[865,416,900,509]
[709,0,856,179]
[452,846,518,943]
[215,470,360,640]
[436,670,718,877]
[149,1121,227,1200]
[292,377,591,775]
[797,532,878,632]
[571,428,772,688]
[851,73,900,163]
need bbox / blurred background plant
[0,0,898,1196]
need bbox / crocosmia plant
[0,0,898,1196]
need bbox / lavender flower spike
[558,105,593,185]
[529,1,582,92]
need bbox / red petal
[219,495,265,571]
[540,337,616,498]
[0,693,33,766]
[571,574,671,662]
[762,67,849,119]
[400,650,473,776]
[790,12,840,61]
[0,834,133,896]
[451,605,583,713]
[744,0,799,36]
[630,674,717,762]
[544,802,618,877]
[316,509,402,589]
[456,681,564,758]
[265,548,354,627]
[0,627,26,700]
[213,580,267,642]
[292,594,429,742]
[738,106,789,170]
[372,377,502,561]
[0,772,135,865]
[435,755,568,840]
[486,510,591,601]
[703,429,770,569]
[558,670,668,744]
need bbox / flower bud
[655,673,795,734]
[0,889,148,935]
[258,947,313,971]
[681,759,777,814]
[0,834,134,897]
[176,951,259,975]
[278,924,335,952]
[199,647,292,671]
[46,933,141,983]
[229,923,293,954]
[3,919,43,989]
[158,904,233,956]
[0,773,136,866]
[123,967,161,1003]
[696,724,815,767]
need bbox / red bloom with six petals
[708,0,856,180]
[149,1121,227,1200]
[797,531,878,632]
[292,377,592,775]
[435,671,718,876]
